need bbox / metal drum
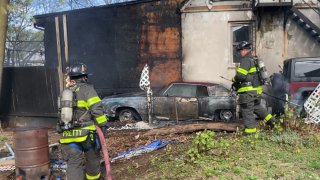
[14,128,50,179]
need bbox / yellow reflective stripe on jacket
[264,114,273,123]
[96,115,108,124]
[237,86,256,93]
[82,124,96,130]
[245,128,257,133]
[248,67,257,73]
[77,100,88,110]
[59,125,95,143]
[86,173,101,180]
[77,96,101,109]
[253,86,263,95]
[59,135,88,143]
[87,96,101,107]
[237,68,248,75]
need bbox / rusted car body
[102,82,236,122]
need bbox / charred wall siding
[0,67,58,117]
[35,0,183,98]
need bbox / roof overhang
[181,0,252,13]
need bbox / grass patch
[0,135,8,143]
[309,158,320,170]
[144,129,320,179]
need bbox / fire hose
[96,126,112,180]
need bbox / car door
[155,84,198,120]
[153,96,175,120]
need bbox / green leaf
[201,133,208,139]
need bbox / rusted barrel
[14,128,50,179]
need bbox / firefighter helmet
[237,41,252,50]
[68,63,88,77]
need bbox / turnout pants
[238,92,273,133]
[61,138,101,180]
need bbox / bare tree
[0,0,9,94]
[5,0,43,66]
[104,0,132,5]
[5,0,106,67]
[0,0,9,64]
[66,0,101,9]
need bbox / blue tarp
[111,139,172,162]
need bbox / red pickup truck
[270,57,320,116]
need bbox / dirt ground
[0,122,194,180]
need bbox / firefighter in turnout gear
[58,63,108,180]
[232,41,276,134]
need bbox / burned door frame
[54,14,70,92]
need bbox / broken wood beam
[144,122,244,136]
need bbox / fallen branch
[144,122,243,136]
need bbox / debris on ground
[108,121,154,130]
[0,120,198,179]
[0,142,14,161]
[0,142,15,172]
[50,159,67,179]
[111,139,172,162]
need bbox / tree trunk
[0,0,9,97]
[143,122,244,136]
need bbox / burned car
[102,82,236,122]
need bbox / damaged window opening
[164,84,198,97]
[163,84,209,97]
[231,23,253,63]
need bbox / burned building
[33,0,185,97]
[181,0,320,85]
[33,0,319,91]
[1,0,185,126]
[0,0,319,125]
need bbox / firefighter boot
[243,127,258,136]
[264,115,283,129]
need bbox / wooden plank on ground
[0,159,15,167]
[144,122,244,136]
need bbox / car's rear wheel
[118,109,140,122]
[219,110,233,122]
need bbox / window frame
[229,21,255,67]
